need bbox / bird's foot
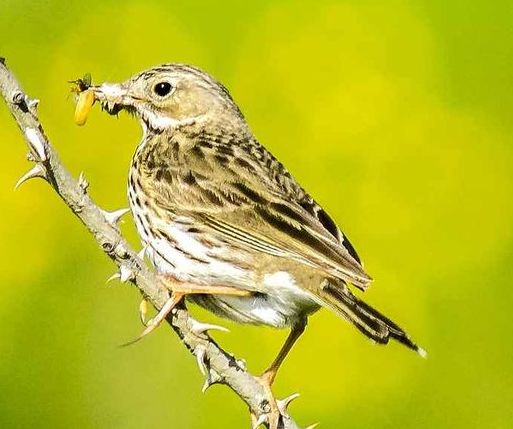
[252,371,282,429]
[128,275,235,345]
[121,292,184,346]
[252,372,304,429]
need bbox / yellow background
[1,0,512,427]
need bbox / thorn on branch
[0,60,306,429]
[105,262,135,284]
[137,246,147,260]
[277,393,300,418]
[78,172,89,192]
[102,207,130,226]
[119,264,135,282]
[27,98,39,115]
[106,272,120,284]
[15,163,47,190]
[190,319,230,336]
[236,357,247,371]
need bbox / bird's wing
[144,133,372,290]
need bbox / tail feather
[321,281,426,357]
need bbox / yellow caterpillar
[74,90,94,126]
[70,73,94,126]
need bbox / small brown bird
[87,64,425,392]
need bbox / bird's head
[88,64,248,134]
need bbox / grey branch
[0,59,313,429]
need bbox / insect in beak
[70,73,95,126]
[70,73,129,126]
[74,90,95,126]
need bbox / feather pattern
[89,63,425,354]
[133,130,372,291]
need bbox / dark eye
[153,81,172,97]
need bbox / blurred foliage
[1,0,512,428]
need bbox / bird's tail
[319,281,426,357]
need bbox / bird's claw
[121,293,181,347]
[139,299,149,326]
[253,373,297,429]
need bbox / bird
[84,63,425,400]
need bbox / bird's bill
[91,83,131,115]
[74,82,137,126]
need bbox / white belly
[145,218,256,287]
[129,197,319,328]
[190,273,320,328]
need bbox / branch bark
[0,59,310,429]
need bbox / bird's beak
[74,81,137,126]
[91,82,130,115]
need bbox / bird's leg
[131,275,250,343]
[254,318,307,429]
[158,274,250,296]
[261,318,307,386]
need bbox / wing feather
[143,132,372,290]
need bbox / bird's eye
[153,81,173,97]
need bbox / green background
[1,0,512,427]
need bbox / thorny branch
[0,59,314,429]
